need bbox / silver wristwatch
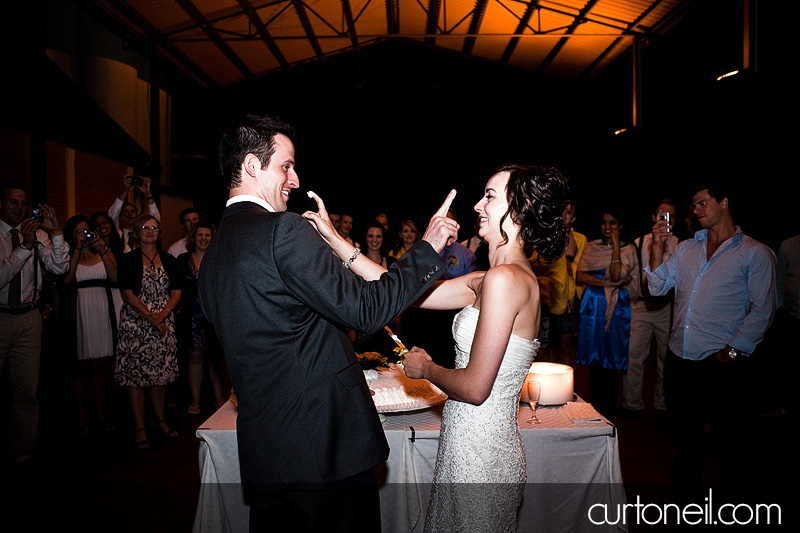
[727,347,739,359]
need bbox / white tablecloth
[193,400,626,533]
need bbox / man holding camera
[1,182,69,470]
[108,174,161,252]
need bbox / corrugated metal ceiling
[79,0,703,88]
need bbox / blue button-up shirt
[644,227,776,360]
[438,241,477,280]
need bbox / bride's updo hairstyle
[494,163,570,261]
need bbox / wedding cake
[365,363,446,412]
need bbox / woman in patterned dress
[115,214,182,449]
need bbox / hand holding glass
[527,380,541,424]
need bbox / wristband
[343,248,361,269]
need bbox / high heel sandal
[135,427,150,449]
[153,419,179,438]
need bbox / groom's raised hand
[422,189,459,253]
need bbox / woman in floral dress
[115,213,182,449]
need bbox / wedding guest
[328,211,342,232]
[167,207,201,258]
[108,174,161,253]
[460,214,490,270]
[769,233,799,416]
[338,211,360,248]
[575,209,639,421]
[621,199,678,418]
[62,215,119,436]
[307,163,570,532]
[89,211,124,344]
[1,183,69,468]
[197,113,457,532]
[555,199,587,366]
[646,177,776,501]
[115,214,182,449]
[389,219,421,260]
[176,221,228,414]
[362,219,391,268]
[529,246,569,363]
[90,211,124,262]
[353,220,399,355]
[374,212,390,232]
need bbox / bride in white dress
[306,164,570,532]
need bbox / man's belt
[0,303,38,315]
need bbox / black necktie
[9,229,21,309]
[127,230,135,251]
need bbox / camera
[83,229,97,241]
[131,175,145,187]
[661,212,671,233]
[31,207,44,222]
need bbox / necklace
[142,250,158,270]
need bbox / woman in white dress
[63,215,119,436]
[305,164,570,531]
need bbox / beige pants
[0,309,42,463]
[622,301,671,411]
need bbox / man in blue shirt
[645,177,776,501]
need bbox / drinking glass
[527,380,541,424]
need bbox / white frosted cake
[365,363,447,413]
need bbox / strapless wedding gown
[424,305,539,533]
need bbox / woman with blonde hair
[115,213,182,449]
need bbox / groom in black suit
[198,114,459,531]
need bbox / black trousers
[247,467,381,533]
[666,351,752,497]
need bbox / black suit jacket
[198,202,444,486]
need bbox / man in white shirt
[167,207,201,258]
[1,182,69,468]
[108,174,161,253]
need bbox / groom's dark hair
[218,113,295,190]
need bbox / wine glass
[527,380,542,424]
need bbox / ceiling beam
[424,0,441,45]
[341,0,360,49]
[463,0,489,55]
[578,0,668,81]
[386,0,400,35]
[499,1,540,64]
[291,0,324,59]
[538,0,601,75]
[176,0,255,80]
[237,0,289,70]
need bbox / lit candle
[520,363,574,405]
